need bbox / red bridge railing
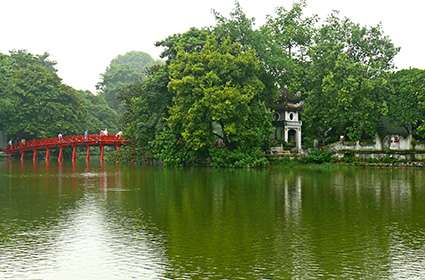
[2,134,128,162]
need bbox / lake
[1,160,425,279]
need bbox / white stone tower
[283,106,302,151]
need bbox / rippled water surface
[1,160,425,279]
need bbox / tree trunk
[219,121,231,148]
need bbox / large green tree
[388,69,425,137]
[0,50,120,140]
[122,64,172,158]
[119,29,211,163]
[154,33,272,166]
[97,51,157,112]
[214,2,398,144]
[0,51,88,139]
[213,3,276,107]
[77,90,120,132]
[303,13,399,143]
[260,0,317,93]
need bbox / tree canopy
[388,68,425,137]
[97,51,158,112]
[158,33,272,166]
[0,51,86,139]
[0,50,118,140]
[303,13,399,143]
[119,1,418,166]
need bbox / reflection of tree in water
[114,166,425,279]
[279,167,425,279]
[0,161,84,278]
[0,162,169,279]
[2,162,425,279]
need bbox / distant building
[272,89,303,152]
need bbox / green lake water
[1,160,425,279]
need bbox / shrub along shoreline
[106,147,425,168]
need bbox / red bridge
[2,134,128,162]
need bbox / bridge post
[115,144,120,151]
[32,149,37,162]
[45,147,50,161]
[100,144,104,161]
[58,146,63,163]
[20,150,25,161]
[86,144,90,161]
[72,145,77,162]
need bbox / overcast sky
[1,0,424,91]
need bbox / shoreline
[2,152,425,169]
[272,159,425,168]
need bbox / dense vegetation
[118,1,425,167]
[0,51,118,139]
[97,51,158,113]
[1,1,425,167]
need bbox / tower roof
[275,88,304,112]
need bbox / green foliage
[122,26,273,167]
[379,156,403,164]
[2,2,413,170]
[162,33,272,165]
[213,2,259,53]
[78,90,119,132]
[213,2,315,105]
[0,51,87,139]
[301,150,333,164]
[213,2,400,146]
[105,146,136,164]
[210,148,269,168]
[156,28,210,63]
[302,13,399,143]
[97,51,158,112]
[0,50,120,140]
[95,2,419,168]
[152,127,197,166]
[260,0,317,93]
[387,69,425,137]
[122,64,172,152]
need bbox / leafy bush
[151,128,202,166]
[301,150,333,164]
[105,146,134,163]
[380,156,400,164]
[342,151,355,163]
[209,148,269,168]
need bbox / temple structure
[272,90,303,152]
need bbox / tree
[0,51,88,139]
[388,69,425,137]
[213,2,258,51]
[0,50,121,141]
[260,0,317,93]
[122,64,172,156]
[303,13,399,143]
[154,33,272,166]
[118,29,211,163]
[213,2,276,107]
[155,28,211,63]
[97,51,157,112]
[77,90,120,132]
[118,2,408,165]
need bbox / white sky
[1,0,424,91]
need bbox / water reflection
[0,161,425,279]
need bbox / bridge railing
[2,134,128,154]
